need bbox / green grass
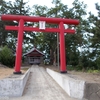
[67,65,100,74]
[87,69,100,73]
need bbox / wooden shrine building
[23,48,44,65]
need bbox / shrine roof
[23,48,45,56]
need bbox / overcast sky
[7,0,100,15]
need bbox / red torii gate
[0,15,79,74]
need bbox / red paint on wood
[6,26,75,33]
[1,14,79,25]
[14,19,24,73]
[59,22,67,72]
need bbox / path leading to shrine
[4,65,77,100]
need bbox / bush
[67,65,75,70]
[0,46,15,68]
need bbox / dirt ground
[68,70,100,83]
[0,64,100,83]
[43,65,100,83]
[0,64,28,79]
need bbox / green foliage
[0,46,15,68]
[87,69,100,73]
[75,65,83,71]
[1,0,100,71]
[67,65,75,71]
[66,0,88,67]
[87,3,100,70]
[95,57,100,70]
[0,0,14,46]
[0,0,33,52]
[31,0,88,66]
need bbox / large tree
[87,3,100,69]
[0,0,36,53]
[31,0,88,66]
[65,0,89,68]
[0,0,12,46]
[31,0,70,65]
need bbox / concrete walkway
[2,65,78,100]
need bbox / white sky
[8,0,100,15]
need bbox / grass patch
[87,69,100,73]
[67,65,100,74]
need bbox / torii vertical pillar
[59,22,67,73]
[13,19,24,74]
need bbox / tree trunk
[50,49,54,65]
